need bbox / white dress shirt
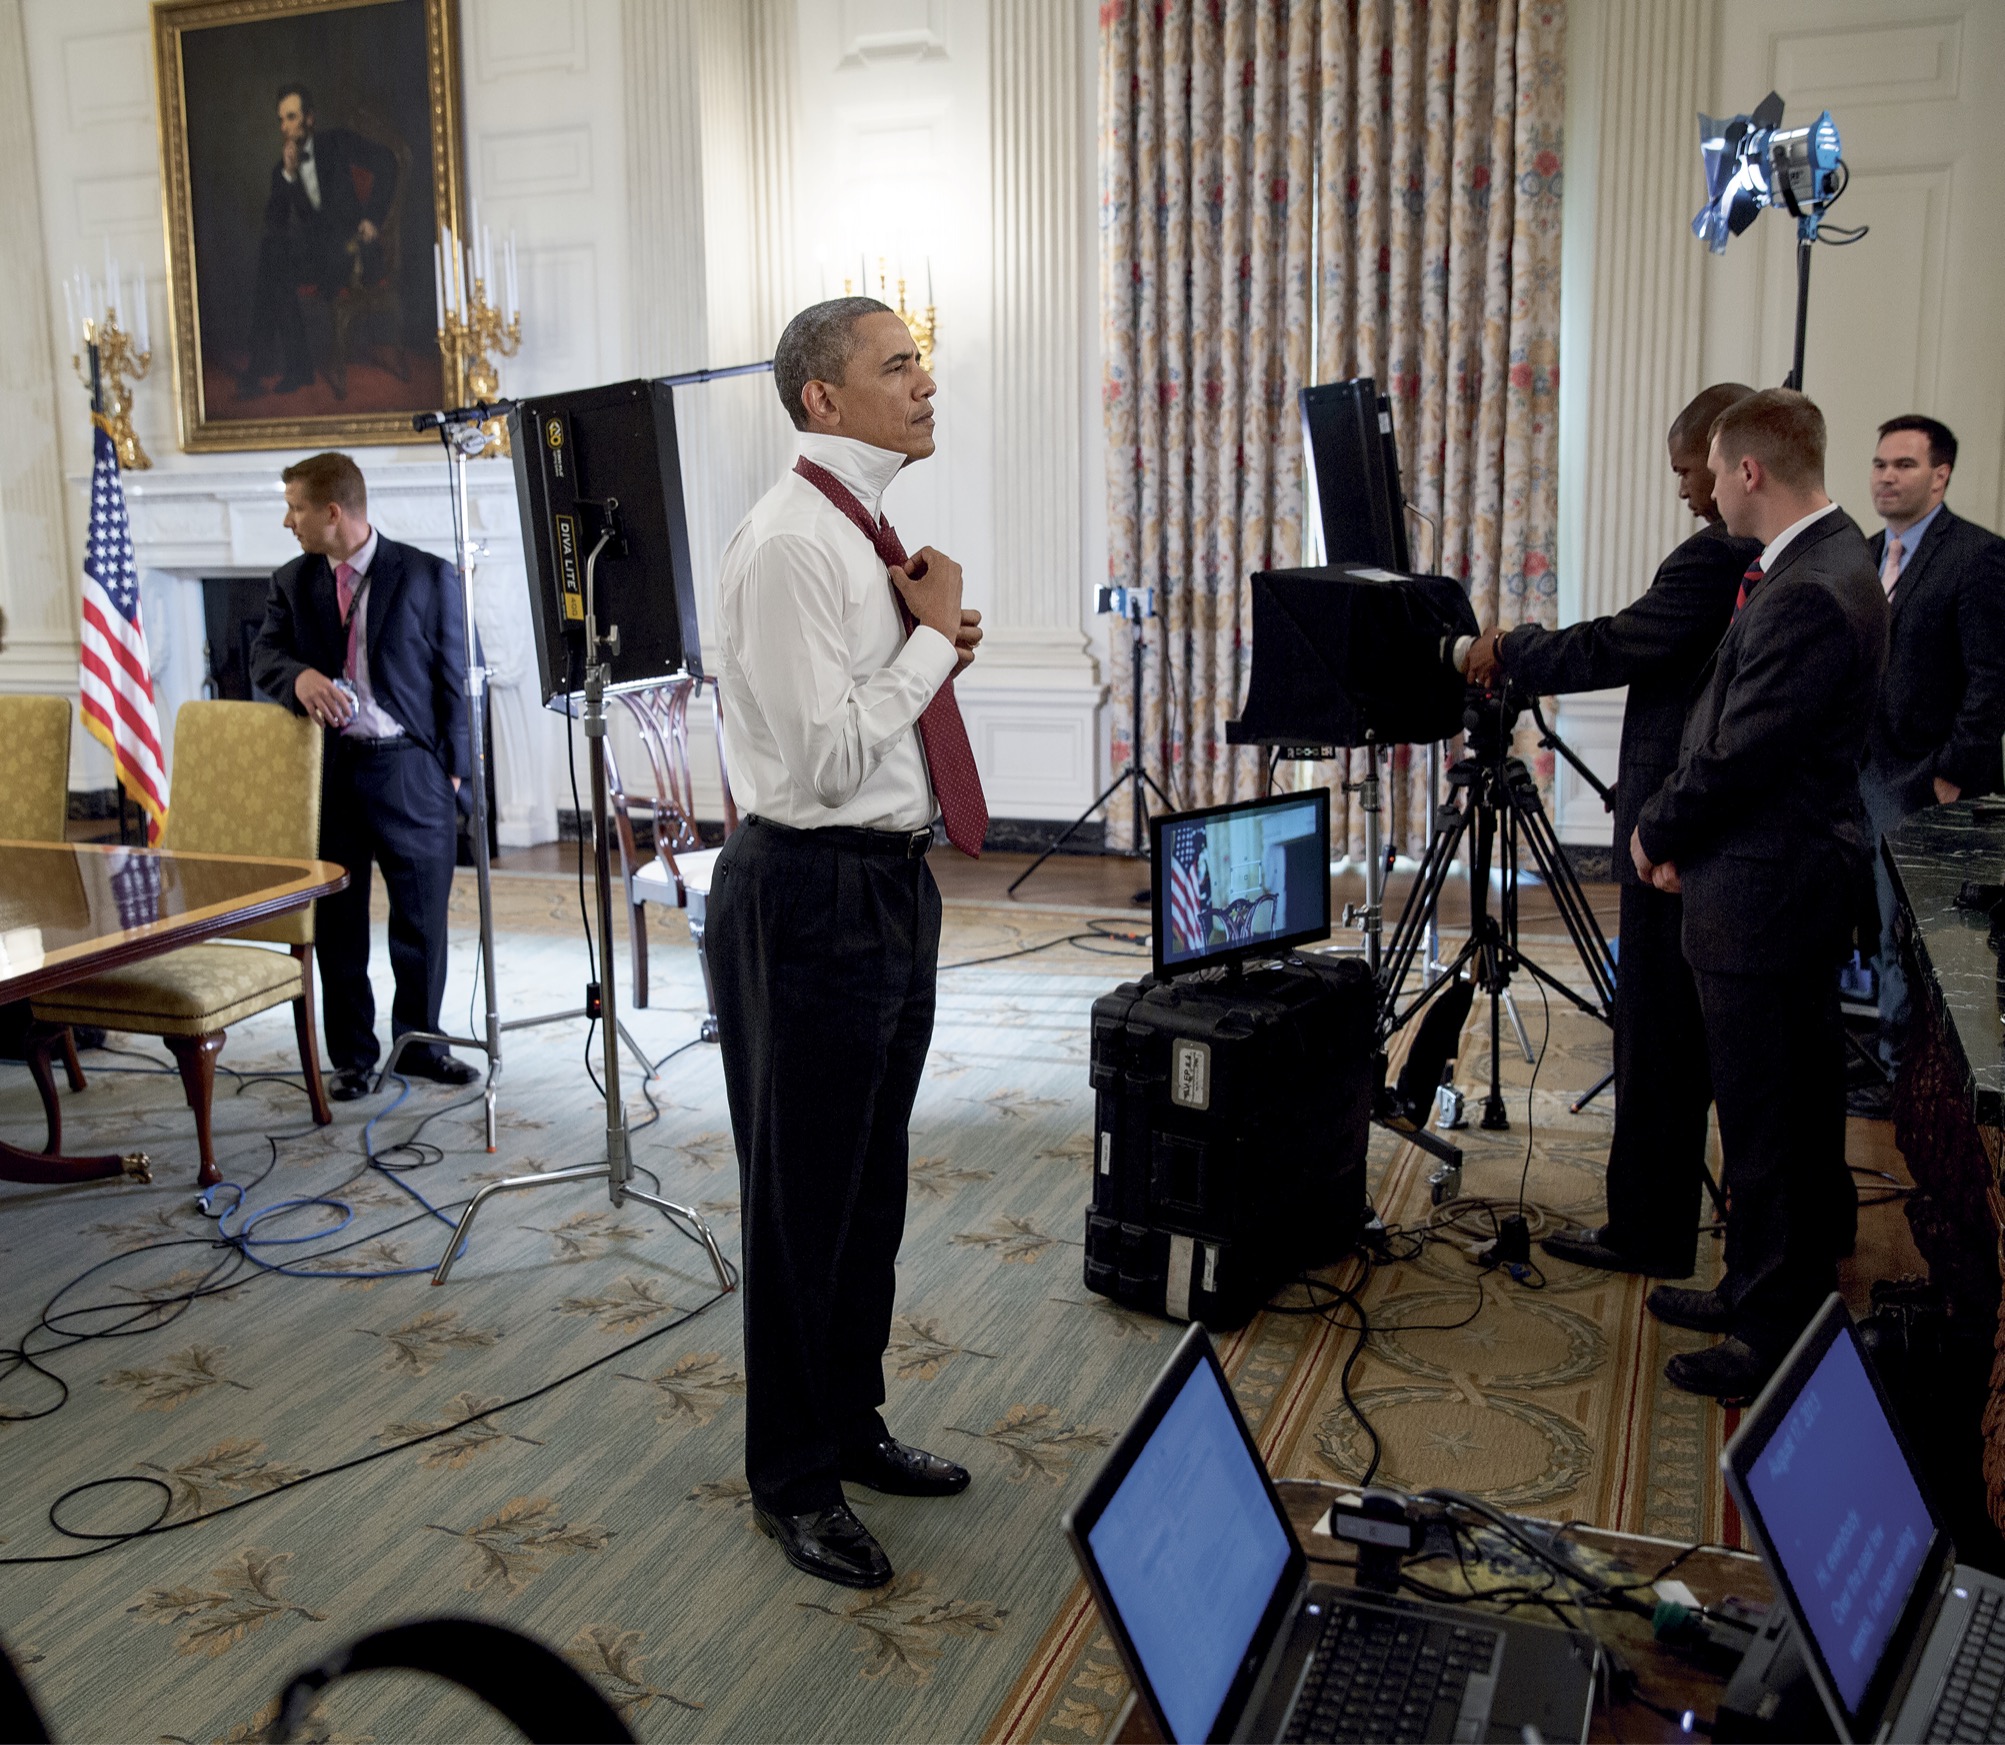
[1759,501,1841,575]
[716,433,957,832]
[284,139,323,211]
[337,529,405,740]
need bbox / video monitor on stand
[1151,790,1332,983]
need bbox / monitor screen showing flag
[1151,791,1330,977]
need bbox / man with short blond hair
[251,451,477,1100]
[1631,388,1887,1400]
[1860,415,2005,1070]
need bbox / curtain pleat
[1101,0,1567,856]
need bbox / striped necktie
[1733,560,1764,621]
[792,457,990,857]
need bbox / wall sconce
[63,252,152,470]
[435,202,521,457]
[844,255,937,374]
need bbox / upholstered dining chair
[0,694,85,1150]
[30,701,333,1185]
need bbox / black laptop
[1722,1293,2005,1743]
[1062,1324,1596,1743]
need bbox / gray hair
[773,297,894,431]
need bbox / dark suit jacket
[1636,509,1888,974]
[249,535,471,783]
[263,128,399,289]
[1500,522,1758,885]
[1864,505,2005,812]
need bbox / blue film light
[1692,91,1846,253]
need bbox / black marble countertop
[1887,802,2005,1127]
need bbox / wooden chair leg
[292,945,333,1127]
[165,1032,225,1188]
[59,1027,86,1091]
[631,901,650,1008]
[22,1028,64,1154]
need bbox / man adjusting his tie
[708,298,986,1587]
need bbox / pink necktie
[1881,534,1903,599]
[334,561,359,681]
[792,457,989,857]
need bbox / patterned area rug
[0,876,1725,1743]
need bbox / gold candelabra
[846,257,937,374]
[438,277,520,458]
[72,313,151,471]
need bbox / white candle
[483,222,493,291]
[442,222,458,313]
[465,244,477,309]
[506,234,518,319]
[136,269,149,352]
[433,242,446,328]
[107,250,121,325]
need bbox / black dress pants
[1603,880,1713,1269]
[706,817,940,1516]
[1692,961,1849,1354]
[316,740,458,1074]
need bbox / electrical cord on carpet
[0,1276,736,1568]
[938,917,1150,972]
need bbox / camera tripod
[1378,693,1617,1131]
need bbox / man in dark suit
[250,451,478,1100]
[1460,384,1759,1279]
[1631,390,1887,1399]
[1860,416,2005,1070]
[242,83,399,397]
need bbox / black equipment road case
[1085,955,1376,1328]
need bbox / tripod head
[1461,682,1527,764]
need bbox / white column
[624,0,712,376]
[961,0,1104,820]
[0,0,76,695]
[1571,0,1715,621]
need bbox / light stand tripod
[378,403,653,1151]
[430,501,730,1291]
[1008,585,1174,901]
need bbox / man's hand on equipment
[890,546,966,644]
[296,668,354,728]
[1630,825,1680,892]
[1466,629,1505,687]
[951,608,983,676]
[1934,776,1962,805]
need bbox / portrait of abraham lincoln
[155,0,464,451]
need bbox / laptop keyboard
[1283,1603,1501,1743]
[1926,1587,2005,1742]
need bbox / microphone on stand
[412,399,520,432]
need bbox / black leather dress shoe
[1540,1224,1694,1279]
[1646,1285,1734,1334]
[1664,1337,1778,1402]
[326,1068,374,1102]
[839,1437,971,1498]
[753,1501,893,1588]
[406,1054,480,1087]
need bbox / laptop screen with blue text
[1085,1356,1295,1743]
[1743,1328,1937,1712]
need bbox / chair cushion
[633,848,721,904]
[32,943,304,1038]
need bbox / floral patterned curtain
[1100,0,1566,853]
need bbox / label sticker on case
[1170,1039,1211,1111]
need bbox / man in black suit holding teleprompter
[1629,390,1887,1400]
[1459,384,1759,1281]
[1859,415,2005,1077]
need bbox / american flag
[79,421,167,841]
[1167,823,1210,954]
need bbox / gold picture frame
[153,0,467,451]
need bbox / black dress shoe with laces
[406,1053,481,1087]
[753,1501,893,1588]
[1540,1224,1694,1279]
[326,1067,374,1102]
[1664,1337,1778,1402]
[839,1437,971,1498]
[1646,1285,1734,1334]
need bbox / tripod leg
[1500,990,1536,1063]
[1006,768,1129,897]
[1569,1067,1614,1115]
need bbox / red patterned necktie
[1733,560,1764,621]
[792,457,989,857]
[334,560,360,680]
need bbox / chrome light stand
[430,497,729,1291]
[381,402,654,1151]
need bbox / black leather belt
[747,815,934,859]
[338,734,420,753]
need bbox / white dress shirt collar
[340,528,380,580]
[796,432,907,521]
[1760,500,1840,575]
